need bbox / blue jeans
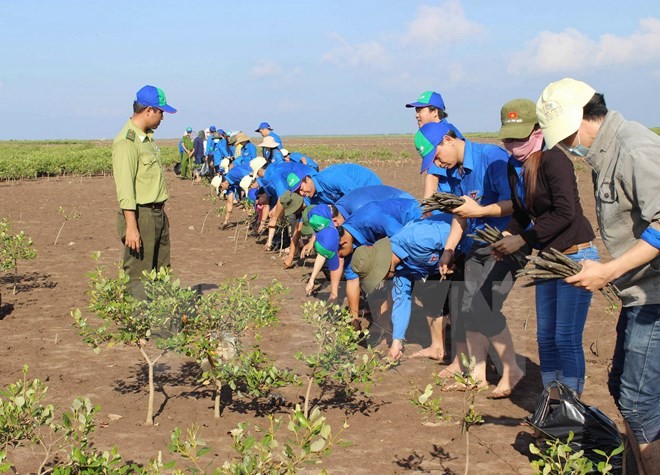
[608,303,660,444]
[535,245,598,393]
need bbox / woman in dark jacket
[492,99,598,396]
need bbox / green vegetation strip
[0,141,179,180]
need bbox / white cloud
[401,0,484,49]
[250,61,284,78]
[509,17,660,74]
[321,33,391,70]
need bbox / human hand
[305,280,315,296]
[439,249,455,276]
[389,339,404,361]
[124,227,141,253]
[565,260,614,292]
[491,235,525,260]
[300,242,314,258]
[452,195,482,218]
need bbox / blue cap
[209,126,217,133]
[135,85,176,113]
[255,121,272,132]
[315,227,340,271]
[405,91,445,110]
[286,171,307,192]
[414,121,463,173]
[185,127,192,133]
[308,205,333,232]
[217,129,225,135]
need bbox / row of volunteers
[113,81,659,473]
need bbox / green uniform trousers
[116,206,170,300]
[181,153,191,179]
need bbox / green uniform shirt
[182,134,193,153]
[112,119,168,210]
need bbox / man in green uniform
[112,85,176,300]
[180,127,194,179]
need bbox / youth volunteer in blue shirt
[406,91,464,196]
[352,215,452,361]
[219,163,253,227]
[288,163,382,205]
[283,150,320,171]
[255,121,283,148]
[415,121,526,398]
[234,133,257,166]
[254,161,316,251]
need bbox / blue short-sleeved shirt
[269,131,283,148]
[234,142,257,166]
[289,152,320,171]
[334,185,415,219]
[446,140,511,237]
[258,162,316,205]
[225,164,252,186]
[343,199,422,248]
[388,214,452,340]
[309,164,382,205]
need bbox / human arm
[566,227,660,291]
[439,216,467,275]
[452,195,513,219]
[301,234,317,258]
[122,209,141,252]
[305,254,327,295]
[424,173,440,199]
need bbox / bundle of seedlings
[517,247,620,307]
[421,192,466,213]
[467,223,528,268]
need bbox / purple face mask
[503,128,544,162]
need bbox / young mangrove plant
[168,277,299,418]
[0,365,138,474]
[295,301,392,418]
[0,218,37,299]
[144,404,348,474]
[72,256,196,425]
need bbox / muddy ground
[0,136,621,474]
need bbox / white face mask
[213,139,220,143]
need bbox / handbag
[525,381,623,472]
[173,161,182,176]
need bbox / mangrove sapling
[0,218,37,297]
[529,431,622,475]
[454,354,487,475]
[0,366,138,474]
[420,192,466,213]
[409,383,445,422]
[147,405,348,474]
[72,258,196,425]
[467,223,529,268]
[168,277,298,418]
[517,248,620,306]
[53,206,80,246]
[295,301,392,418]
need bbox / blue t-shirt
[446,140,511,238]
[225,164,252,186]
[310,164,382,205]
[342,198,422,281]
[388,214,452,340]
[334,185,414,219]
[289,152,320,171]
[343,199,422,248]
[234,142,257,166]
[258,162,316,206]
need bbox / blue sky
[1,0,659,140]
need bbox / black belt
[137,202,165,209]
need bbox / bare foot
[409,346,446,361]
[437,362,463,380]
[488,368,524,399]
[388,339,404,361]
